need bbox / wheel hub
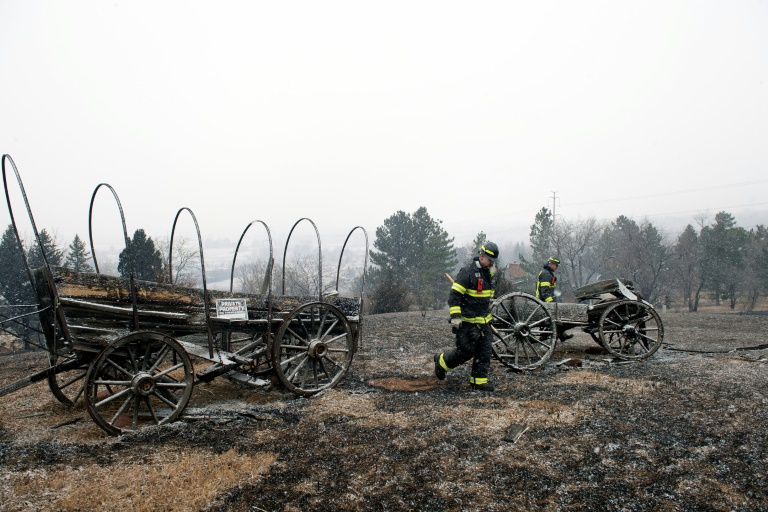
[131,372,156,396]
[513,322,530,337]
[622,324,637,338]
[307,339,328,359]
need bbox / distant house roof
[507,262,527,281]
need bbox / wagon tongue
[0,358,82,398]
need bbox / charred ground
[1,310,767,511]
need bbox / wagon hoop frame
[87,183,142,332]
[230,219,274,298]
[170,206,215,357]
[281,217,322,299]
[2,154,68,346]
[2,154,51,298]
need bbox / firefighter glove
[450,318,462,328]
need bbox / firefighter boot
[470,382,495,392]
[434,354,446,380]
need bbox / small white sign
[215,298,248,320]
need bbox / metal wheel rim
[490,292,557,371]
[598,300,664,360]
[271,302,354,396]
[85,331,194,435]
[47,351,91,407]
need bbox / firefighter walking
[433,242,499,391]
[536,256,573,341]
[536,257,560,303]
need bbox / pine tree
[64,234,93,272]
[368,207,457,313]
[519,207,554,279]
[26,229,63,270]
[0,224,29,305]
[0,224,38,345]
[118,229,164,282]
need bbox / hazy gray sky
[2,1,767,261]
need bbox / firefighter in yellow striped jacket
[433,242,498,391]
[536,257,560,303]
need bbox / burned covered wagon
[489,278,664,371]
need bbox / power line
[564,178,768,207]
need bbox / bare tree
[282,253,338,297]
[236,258,274,294]
[595,216,671,304]
[156,236,200,287]
[552,217,604,295]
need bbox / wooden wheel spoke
[153,362,186,380]
[105,357,135,380]
[316,363,334,384]
[152,389,179,409]
[107,393,134,424]
[285,326,310,345]
[148,344,172,373]
[286,354,309,381]
[94,386,132,408]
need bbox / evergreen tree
[64,234,93,273]
[118,229,164,282]
[471,232,488,255]
[0,224,38,346]
[368,207,457,313]
[700,212,749,308]
[519,207,554,292]
[26,229,63,270]
[0,224,30,306]
[743,225,767,311]
[520,208,553,273]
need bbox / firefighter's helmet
[480,242,499,262]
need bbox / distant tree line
[2,204,767,349]
[518,208,768,312]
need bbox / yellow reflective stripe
[449,306,461,315]
[461,314,493,324]
[466,290,494,298]
[539,282,553,288]
[451,282,467,294]
[544,297,553,302]
[470,376,488,385]
[439,353,450,371]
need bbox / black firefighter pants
[443,322,493,379]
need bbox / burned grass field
[1,310,767,511]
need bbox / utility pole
[550,191,557,231]
[549,191,558,254]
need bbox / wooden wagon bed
[33,266,360,347]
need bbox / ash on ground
[1,311,767,511]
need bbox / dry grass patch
[8,448,275,512]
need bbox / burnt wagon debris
[489,278,664,371]
[1,154,368,435]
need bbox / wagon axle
[132,373,157,397]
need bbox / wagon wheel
[47,350,93,407]
[85,331,195,435]
[489,292,557,371]
[271,302,355,397]
[598,300,664,360]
